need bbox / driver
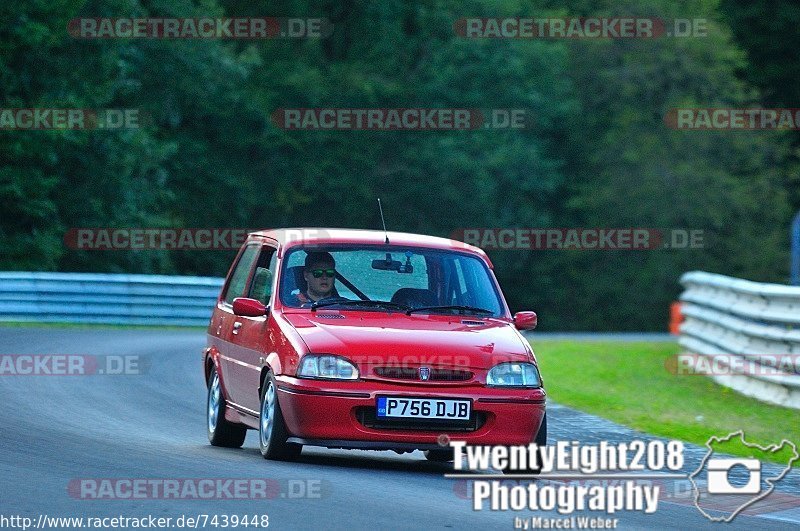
[296,251,338,304]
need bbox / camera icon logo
[690,431,799,522]
[706,458,761,494]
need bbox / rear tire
[503,412,547,475]
[207,367,247,448]
[259,373,302,460]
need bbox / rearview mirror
[371,253,414,273]
[513,311,537,330]
[232,297,267,317]
[371,258,403,271]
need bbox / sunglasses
[310,268,336,279]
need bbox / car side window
[248,246,277,306]
[223,245,259,305]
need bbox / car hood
[281,311,534,371]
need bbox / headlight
[297,354,359,380]
[486,362,541,387]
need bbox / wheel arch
[258,352,283,401]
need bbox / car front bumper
[275,376,546,448]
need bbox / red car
[203,228,545,463]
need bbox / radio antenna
[378,198,389,244]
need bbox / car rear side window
[223,245,259,305]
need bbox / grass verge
[531,339,800,466]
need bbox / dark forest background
[2,0,798,330]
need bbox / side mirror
[232,297,267,317]
[513,311,537,330]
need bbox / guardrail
[0,272,223,326]
[678,271,800,409]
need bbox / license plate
[376,396,471,420]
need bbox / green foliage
[521,0,793,329]
[718,0,800,211]
[0,0,795,330]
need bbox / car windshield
[279,246,504,316]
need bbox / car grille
[373,367,473,381]
[355,407,485,432]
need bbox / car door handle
[232,322,242,335]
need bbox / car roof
[247,228,493,266]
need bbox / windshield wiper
[311,299,411,312]
[406,305,494,316]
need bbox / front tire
[259,373,302,460]
[207,367,247,448]
[424,449,453,462]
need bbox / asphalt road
[0,327,795,530]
